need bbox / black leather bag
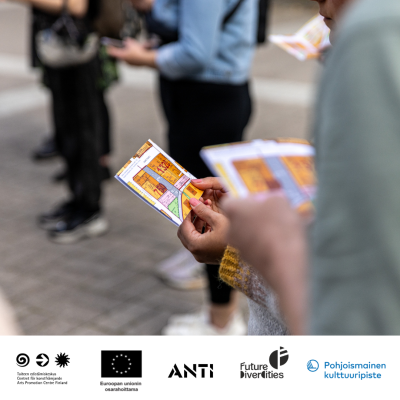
[35,0,99,68]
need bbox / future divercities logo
[269,347,289,370]
[240,347,289,379]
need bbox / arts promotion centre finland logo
[16,353,70,387]
[101,351,142,378]
[16,353,70,368]
[240,347,289,379]
[36,354,49,367]
[16,354,30,367]
[55,353,70,368]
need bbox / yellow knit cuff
[219,245,248,295]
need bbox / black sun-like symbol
[111,354,132,375]
[55,353,70,368]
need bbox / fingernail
[192,179,202,183]
[189,198,200,207]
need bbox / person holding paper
[178,178,288,335]
[180,0,400,335]
[108,0,259,335]
[313,0,349,31]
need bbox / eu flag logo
[101,351,142,378]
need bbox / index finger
[106,46,128,59]
[191,177,227,192]
[177,211,203,249]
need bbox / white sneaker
[162,310,247,336]
[155,248,207,290]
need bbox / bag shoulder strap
[52,0,83,42]
[147,0,246,45]
[222,0,246,26]
[62,0,69,14]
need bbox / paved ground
[0,1,319,335]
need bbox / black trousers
[159,76,252,304]
[100,93,111,156]
[46,58,104,213]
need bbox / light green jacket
[312,0,400,334]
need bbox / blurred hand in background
[130,0,153,12]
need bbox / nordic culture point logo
[269,347,289,370]
[307,360,319,372]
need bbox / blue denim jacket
[154,0,258,84]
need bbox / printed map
[200,138,315,214]
[116,140,203,226]
[269,15,330,61]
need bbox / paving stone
[122,310,172,335]
[90,302,152,334]
[32,316,86,335]
[66,324,111,335]
[19,311,52,334]
[145,286,205,314]
[108,272,163,302]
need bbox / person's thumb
[189,198,218,227]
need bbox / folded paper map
[200,138,315,214]
[116,140,203,226]
[269,15,330,61]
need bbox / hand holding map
[269,15,330,61]
[115,140,204,226]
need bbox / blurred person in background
[108,0,262,335]
[3,0,118,243]
[182,0,400,335]
[31,0,129,186]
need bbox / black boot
[38,201,77,230]
[32,137,58,161]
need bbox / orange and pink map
[115,140,203,226]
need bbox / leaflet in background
[200,138,315,214]
[115,139,203,226]
[269,15,330,61]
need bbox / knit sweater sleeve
[219,245,249,294]
[219,246,286,327]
